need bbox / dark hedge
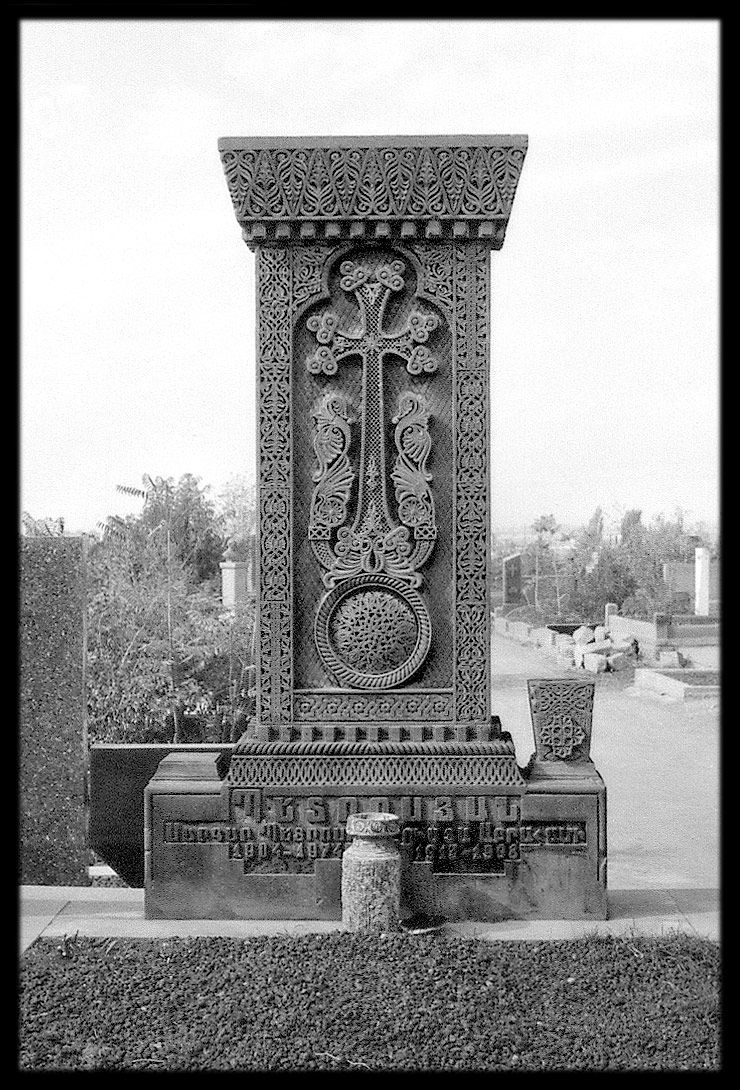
[19,538,89,885]
[19,932,720,1071]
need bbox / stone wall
[607,615,662,657]
[20,538,89,885]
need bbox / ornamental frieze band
[218,136,527,248]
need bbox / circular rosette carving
[315,574,432,689]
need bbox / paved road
[490,633,720,891]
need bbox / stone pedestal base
[144,738,606,921]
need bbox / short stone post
[695,546,711,616]
[219,560,249,610]
[341,812,401,932]
[604,602,618,631]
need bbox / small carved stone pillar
[342,812,401,932]
[526,678,598,780]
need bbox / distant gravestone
[662,557,719,612]
[219,561,250,610]
[502,553,523,605]
[220,532,258,609]
[694,547,711,616]
[20,537,89,885]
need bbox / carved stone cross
[306,257,439,591]
[217,135,529,725]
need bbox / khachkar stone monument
[145,136,607,920]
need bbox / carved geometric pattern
[314,574,432,690]
[226,754,526,787]
[257,247,293,724]
[538,718,587,760]
[293,246,332,307]
[415,245,455,316]
[331,589,418,672]
[233,740,516,755]
[526,679,595,762]
[245,724,505,743]
[308,390,355,542]
[452,244,490,722]
[219,141,527,222]
[292,691,454,722]
[392,393,436,541]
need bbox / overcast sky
[20,18,719,536]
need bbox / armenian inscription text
[162,793,586,875]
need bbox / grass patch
[19,931,720,1071]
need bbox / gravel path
[19,932,720,1071]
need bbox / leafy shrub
[86,474,256,744]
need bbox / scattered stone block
[593,625,607,642]
[584,638,613,655]
[606,652,629,672]
[510,621,531,643]
[573,625,595,645]
[657,649,681,668]
[583,653,607,673]
[574,638,613,668]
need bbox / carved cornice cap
[218,134,527,250]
